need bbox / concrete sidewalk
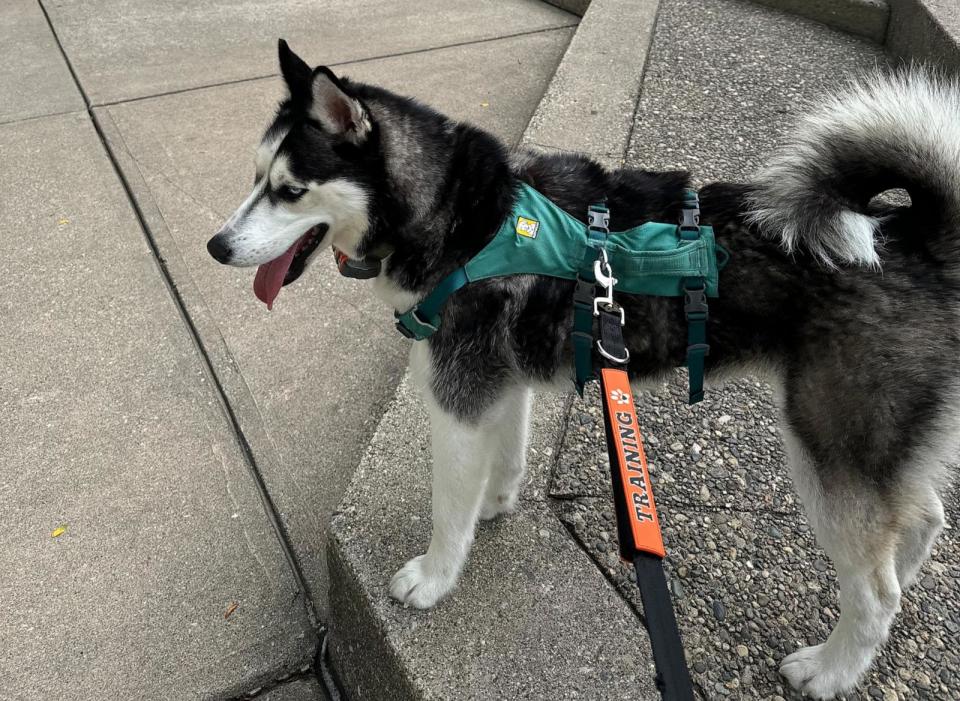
[0,1,576,698]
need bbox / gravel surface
[551,376,960,700]
[553,373,797,515]
[548,0,960,698]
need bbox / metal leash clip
[593,249,625,325]
[593,249,630,365]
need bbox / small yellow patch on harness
[515,216,540,239]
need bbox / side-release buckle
[679,189,701,241]
[588,207,611,233]
[683,284,709,320]
[394,306,439,341]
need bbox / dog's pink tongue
[253,240,299,310]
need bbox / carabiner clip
[593,250,617,316]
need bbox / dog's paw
[780,644,860,700]
[389,555,457,609]
[479,491,518,521]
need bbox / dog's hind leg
[893,481,944,590]
[479,386,531,521]
[779,427,903,700]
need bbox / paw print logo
[610,389,631,405]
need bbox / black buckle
[679,206,700,231]
[679,192,700,240]
[394,307,438,340]
[683,285,708,319]
[395,320,416,339]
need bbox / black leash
[589,226,695,701]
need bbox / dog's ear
[308,67,372,145]
[278,39,312,99]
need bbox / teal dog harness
[394,182,726,403]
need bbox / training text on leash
[615,411,656,524]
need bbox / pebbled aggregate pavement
[549,0,960,698]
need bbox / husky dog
[208,40,958,699]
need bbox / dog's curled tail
[746,70,960,269]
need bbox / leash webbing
[597,321,694,701]
[590,200,694,700]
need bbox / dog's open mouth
[253,223,328,310]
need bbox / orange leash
[599,367,694,700]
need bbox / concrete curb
[748,0,890,42]
[327,379,659,700]
[543,0,591,17]
[523,0,661,168]
[751,0,960,69]
[887,0,960,72]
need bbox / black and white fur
[208,42,958,699]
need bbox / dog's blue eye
[279,185,306,199]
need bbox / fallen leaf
[480,101,489,108]
[224,602,239,619]
[57,218,69,226]
[51,525,67,538]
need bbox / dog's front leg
[479,386,531,521]
[389,345,495,609]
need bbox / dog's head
[207,40,375,309]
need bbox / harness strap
[572,278,596,396]
[684,283,708,404]
[571,203,612,394]
[394,267,469,340]
[679,190,708,405]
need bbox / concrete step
[749,0,890,42]
[888,0,960,71]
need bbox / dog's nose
[207,234,233,264]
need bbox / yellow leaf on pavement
[51,525,67,537]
